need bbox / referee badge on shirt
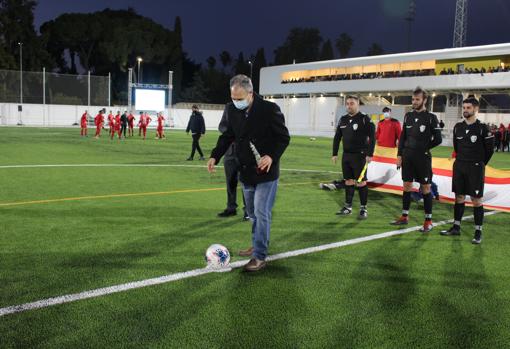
[419,125,426,133]
[471,135,478,143]
[353,124,358,130]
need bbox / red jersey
[107,114,114,126]
[128,114,135,125]
[376,118,402,148]
[94,114,104,126]
[80,113,87,126]
[139,115,148,127]
[115,115,121,130]
[157,115,165,127]
[145,114,152,126]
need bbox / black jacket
[218,109,236,159]
[186,112,206,134]
[211,94,290,185]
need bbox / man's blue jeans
[242,179,279,260]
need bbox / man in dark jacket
[120,110,128,139]
[208,75,290,272]
[217,109,248,220]
[186,105,206,160]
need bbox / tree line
[0,0,385,104]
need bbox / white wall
[2,102,509,138]
[0,103,224,130]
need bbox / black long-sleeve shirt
[453,119,494,164]
[332,112,376,157]
[186,112,206,134]
[398,110,442,156]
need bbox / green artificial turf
[0,126,509,348]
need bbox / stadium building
[260,43,510,141]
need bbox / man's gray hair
[230,74,253,92]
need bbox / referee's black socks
[423,193,433,221]
[474,205,484,231]
[358,185,368,206]
[454,202,465,227]
[345,185,355,208]
[402,191,411,217]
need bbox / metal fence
[0,69,109,106]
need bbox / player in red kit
[107,111,115,138]
[376,107,402,148]
[138,111,144,137]
[156,112,165,139]
[80,110,89,137]
[127,111,135,137]
[114,111,121,139]
[139,112,149,140]
[94,109,105,138]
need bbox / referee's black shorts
[342,152,367,181]
[401,149,432,184]
[452,160,485,198]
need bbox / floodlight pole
[43,67,46,126]
[108,72,111,107]
[404,1,416,52]
[128,68,133,112]
[87,70,91,107]
[168,70,173,125]
[19,42,23,104]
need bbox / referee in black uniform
[391,87,442,232]
[440,97,494,244]
[332,95,375,219]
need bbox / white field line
[0,211,498,317]
[0,163,340,174]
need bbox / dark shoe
[420,220,433,233]
[440,225,461,236]
[239,247,254,257]
[472,230,482,244]
[243,212,250,221]
[391,216,409,225]
[358,208,368,220]
[186,157,193,161]
[243,258,267,272]
[336,206,352,215]
[217,209,237,217]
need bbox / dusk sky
[34,0,510,64]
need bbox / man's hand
[258,155,273,173]
[207,158,216,173]
[331,156,338,164]
[366,156,372,164]
[396,156,402,169]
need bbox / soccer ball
[205,244,230,269]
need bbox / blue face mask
[383,112,391,118]
[233,98,250,110]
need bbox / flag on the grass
[368,146,510,213]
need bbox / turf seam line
[0,211,499,317]
[0,163,341,174]
[0,182,316,207]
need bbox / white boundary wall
[2,101,509,137]
[0,103,224,130]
